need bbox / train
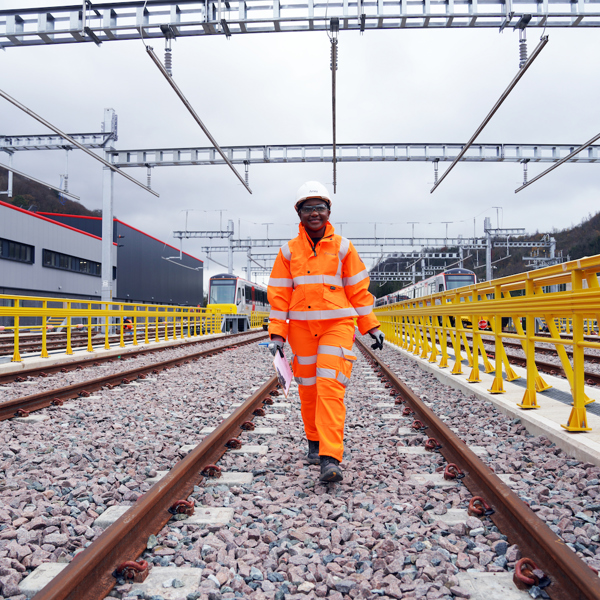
[208,273,269,331]
[374,268,477,307]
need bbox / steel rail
[0,332,268,420]
[354,336,600,600]
[32,373,279,600]
[0,330,265,384]
[430,35,549,193]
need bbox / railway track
[354,337,600,600]
[2,334,598,600]
[0,331,268,421]
[0,329,265,385]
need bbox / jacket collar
[298,221,335,245]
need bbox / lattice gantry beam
[0,132,115,152]
[2,0,600,48]
[109,143,600,167]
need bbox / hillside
[369,211,600,298]
[0,166,100,217]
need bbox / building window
[42,249,101,277]
[0,238,34,264]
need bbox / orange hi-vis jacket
[268,222,379,340]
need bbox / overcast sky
[2,2,599,286]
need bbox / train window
[246,286,253,301]
[237,288,242,304]
[209,279,236,304]
[446,274,476,290]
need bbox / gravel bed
[0,341,272,600]
[100,336,597,600]
[3,334,599,600]
[0,332,265,404]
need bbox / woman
[267,181,384,483]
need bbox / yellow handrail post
[450,298,463,375]
[427,315,438,363]
[145,310,149,344]
[66,302,73,355]
[488,286,505,393]
[12,304,21,362]
[419,316,430,359]
[86,303,93,352]
[119,305,125,348]
[563,269,591,431]
[104,303,110,350]
[154,312,159,343]
[438,314,449,368]
[133,313,138,346]
[467,310,481,383]
[518,280,541,408]
[41,300,50,358]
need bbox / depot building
[0,201,203,306]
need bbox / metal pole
[331,38,338,194]
[247,249,252,282]
[485,217,492,282]
[101,164,114,303]
[8,153,13,197]
[228,220,234,274]
[145,46,252,194]
[431,36,549,193]
[459,245,464,268]
[0,89,158,197]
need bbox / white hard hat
[295,181,332,212]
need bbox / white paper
[273,349,293,398]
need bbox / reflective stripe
[289,307,358,320]
[269,277,293,288]
[341,347,357,362]
[295,376,317,386]
[316,368,351,387]
[354,305,373,316]
[343,269,369,287]
[338,236,350,261]
[317,345,343,357]
[296,354,317,365]
[316,367,337,379]
[269,310,288,320]
[281,243,292,261]
[337,372,351,387]
[318,345,357,362]
[293,275,343,286]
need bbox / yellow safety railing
[0,294,267,363]
[374,254,600,433]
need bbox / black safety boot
[319,456,343,483]
[306,440,320,465]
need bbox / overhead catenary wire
[145,46,252,194]
[0,162,81,201]
[430,35,549,194]
[515,131,600,193]
[0,88,159,197]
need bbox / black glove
[369,329,385,351]
[268,339,284,357]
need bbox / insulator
[244,161,249,186]
[146,166,152,188]
[164,47,173,76]
[519,30,527,69]
[330,41,338,71]
[523,162,528,185]
[433,161,439,184]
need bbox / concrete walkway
[385,341,600,467]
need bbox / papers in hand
[273,349,293,398]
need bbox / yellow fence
[0,293,268,363]
[375,254,600,433]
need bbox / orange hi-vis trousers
[288,318,357,462]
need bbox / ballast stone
[129,567,202,600]
[19,562,68,596]
[456,571,531,599]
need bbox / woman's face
[298,198,331,234]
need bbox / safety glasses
[299,204,329,215]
